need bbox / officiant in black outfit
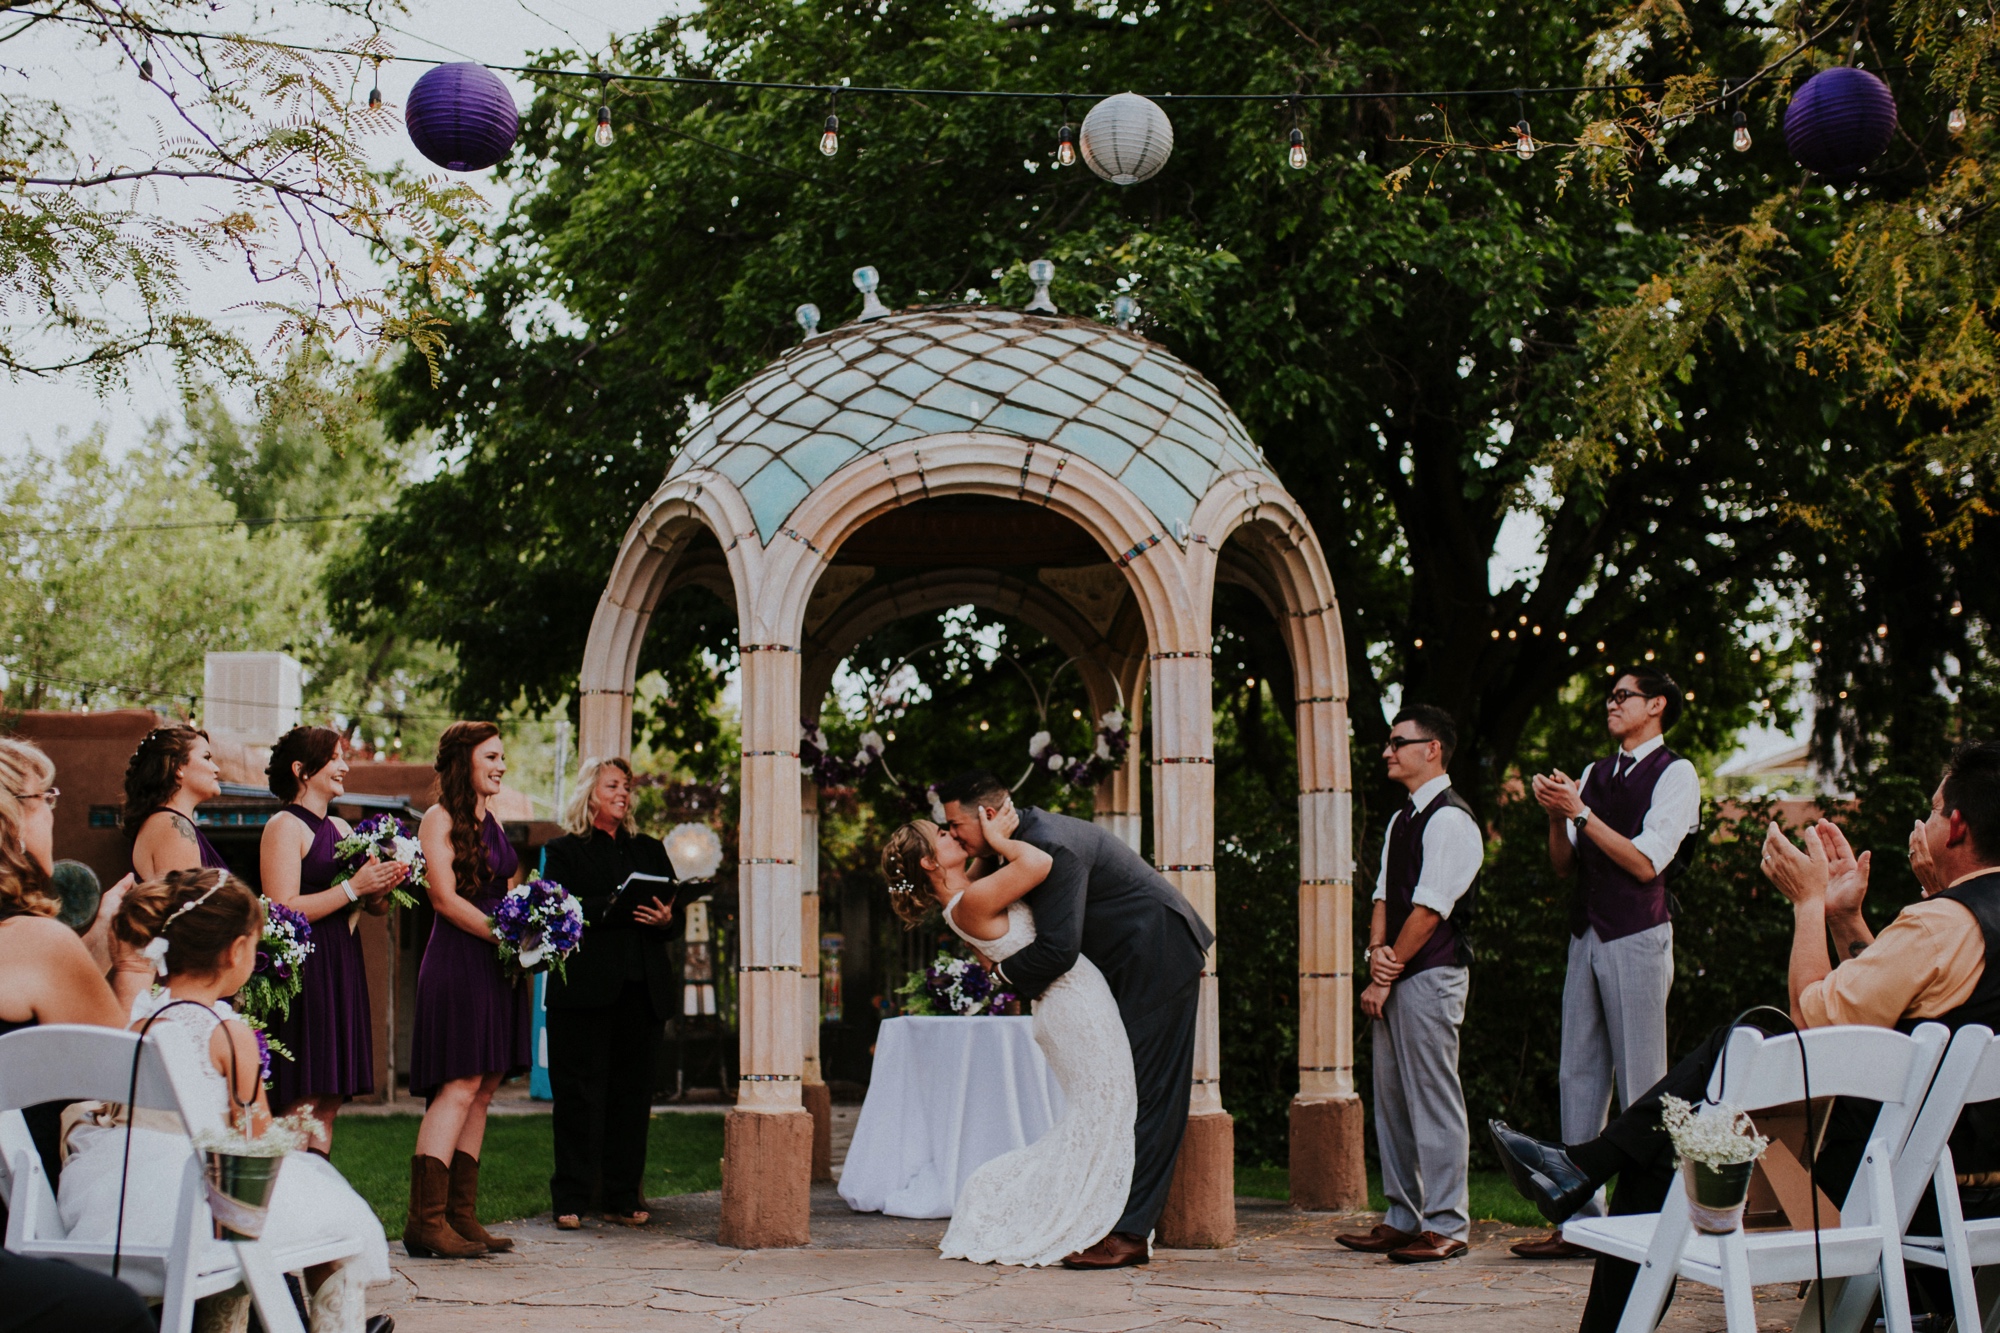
[540,756,679,1228]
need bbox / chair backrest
[1705,1022,1949,1164]
[0,1025,189,1116]
[1893,1023,1997,1222]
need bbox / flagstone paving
[371,1187,1801,1331]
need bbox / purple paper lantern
[405,62,520,172]
[1784,67,1898,178]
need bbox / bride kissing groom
[877,770,1213,1270]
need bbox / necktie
[1613,753,1634,787]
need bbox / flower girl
[57,869,390,1332]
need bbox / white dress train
[57,1000,391,1332]
[938,895,1136,1266]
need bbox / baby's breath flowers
[1661,1094,1769,1167]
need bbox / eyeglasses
[1383,736,1435,753]
[11,788,58,810]
[1606,689,1657,707]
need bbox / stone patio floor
[371,1184,1804,1332]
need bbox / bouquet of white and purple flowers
[235,900,313,1027]
[895,949,1015,1016]
[489,878,585,983]
[333,813,424,910]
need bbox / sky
[0,0,672,460]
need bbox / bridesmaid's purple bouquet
[333,813,425,910]
[236,900,313,1030]
[490,877,585,983]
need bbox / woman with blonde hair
[124,724,227,879]
[404,722,527,1258]
[538,756,677,1228]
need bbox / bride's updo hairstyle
[880,820,941,929]
[115,869,264,977]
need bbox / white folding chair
[1899,1025,2000,1333]
[0,1024,360,1333]
[1563,1022,1950,1333]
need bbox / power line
[3,666,466,725]
[0,511,384,538]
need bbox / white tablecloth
[838,1015,1063,1219]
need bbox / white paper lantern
[665,821,724,881]
[1079,93,1174,185]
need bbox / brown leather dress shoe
[1510,1229,1592,1260]
[1333,1223,1422,1254]
[1061,1231,1150,1269]
[1388,1231,1468,1263]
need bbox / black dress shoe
[1488,1120,1598,1224]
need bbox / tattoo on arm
[1849,940,1866,957]
[174,819,197,846]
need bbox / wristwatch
[1572,809,1591,833]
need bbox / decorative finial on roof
[795,303,821,337]
[853,266,890,321]
[1025,259,1057,315]
[1112,293,1137,330]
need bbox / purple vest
[1571,745,1679,941]
[1384,788,1480,976]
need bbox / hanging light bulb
[1949,106,1969,135]
[1056,122,1076,167]
[1288,127,1308,169]
[1732,110,1751,152]
[594,105,614,147]
[820,112,840,157]
[1514,119,1535,161]
[139,57,153,81]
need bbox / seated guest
[1490,740,2000,1332]
[540,757,679,1229]
[59,870,391,1332]
[0,1249,152,1333]
[125,724,228,879]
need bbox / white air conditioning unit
[203,652,303,747]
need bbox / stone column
[801,776,833,1182]
[578,688,632,764]
[720,641,813,1248]
[1289,688,1365,1208]
[1151,648,1234,1248]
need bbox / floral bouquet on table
[333,812,424,910]
[895,949,1015,1016]
[490,878,585,983]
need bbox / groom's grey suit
[991,807,1214,1237]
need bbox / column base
[1158,1111,1235,1248]
[719,1109,813,1248]
[803,1080,833,1183]
[1289,1095,1367,1210]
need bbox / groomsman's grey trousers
[1371,964,1471,1240]
[1560,922,1674,1217]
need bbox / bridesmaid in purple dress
[123,726,230,878]
[403,721,526,1259]
[259,726,408,1151]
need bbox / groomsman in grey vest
[1513,665,1699,1258]
[1335,704,1482,1264]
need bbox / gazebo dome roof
[670,307,1269,544]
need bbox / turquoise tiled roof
[668,308,1269,543]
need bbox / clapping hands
[1531,770,1585,820]
[1762,818,1872,919]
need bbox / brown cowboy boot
[446,1151,514,1253]
[401,1155,484,1258]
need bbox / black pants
[546,983,662,1215]
[1115,970,1202,1237]
[1578,1015,1880,1333]
[0,1249,152,1333]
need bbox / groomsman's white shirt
[1560,734,1702,876]
[1372,774,1482,917]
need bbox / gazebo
[578,285,1363,1247]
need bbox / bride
[59,869,391,1332]
[879,801,1135,1267]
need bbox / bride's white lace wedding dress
[939,895,1136,1266]
[57,998,390,1332]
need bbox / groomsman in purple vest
[1335,704,1483,1264]
[1511,665,1699,1259]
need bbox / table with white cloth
[838,1015,1064,1219]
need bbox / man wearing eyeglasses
[1333,704,1482,1264]
[1511,665,1698,1258]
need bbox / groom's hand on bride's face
[982,798,1021,841]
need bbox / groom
[936,770,1214,1270]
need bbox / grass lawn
[1234,1164,1544,1227]
[328,1113,725,1231]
